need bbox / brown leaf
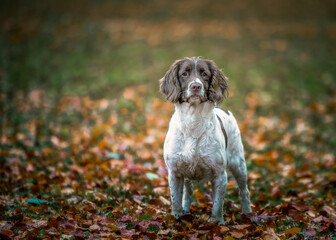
[284,227,301,235]
[321,205,336,218]
[148,198,164,207]
[144,206,157,215]
[303,229,316,237]
[89,224,101,232]
[159,196,170,205]
[106,224,120,232]
[312,216,324,223]
[224,236,235,240]
[263,228,280,240]
[45,227,60,237]
[220,225,230,232]
[0,230,14,240]
[31,219,47,229]
[233,224,251,230]
[158,229,172,236]
[230,231,245,238]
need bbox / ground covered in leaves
[0,86,335,239]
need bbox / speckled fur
[161,58,252,225]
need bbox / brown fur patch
[160,59,184,103]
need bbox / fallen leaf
[89,224,100,232]
[159,196,170,205]
[25,199,48,205]
[284,227,301,235]
[146,172,160,180]
[233,224,251,230]
[231,231,245,238]
[321,205,336,218]
[263,227,280,240]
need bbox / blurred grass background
[1,0,336,109]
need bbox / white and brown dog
[160,57,252,225]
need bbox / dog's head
[160,57,228,105]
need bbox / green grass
[1,0,335,111]
[2,34,335,110]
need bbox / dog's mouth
[186,94,206,103]
[189,94,201,99]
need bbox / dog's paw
[183,209,190,214]
[217,219,225,225]
[171,211,183,219]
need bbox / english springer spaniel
[160,57,252,225]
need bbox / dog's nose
[190,82,202,92]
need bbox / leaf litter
[0,86,335,239]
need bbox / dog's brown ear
[206,60,228,104]
[159,59,183,103]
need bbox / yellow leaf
[194,190,206,203]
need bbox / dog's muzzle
[187,79,205,99]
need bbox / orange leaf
[226,180,235,189]
[98,139,108,150]
[122,87,136,100]
[194,190,206,203]
[120,107,129,115]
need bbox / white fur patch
[186,78,205,98]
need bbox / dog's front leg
[211,172,227,225]
[168,170,184,218]
[182,179,193,213]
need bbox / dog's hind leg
[182,179,193,213]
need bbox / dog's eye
[201,71,208,77]
[182,72,188,77]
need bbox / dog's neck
[175,101,215,116]
[174,101,216,138]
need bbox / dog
[159,57,252,225]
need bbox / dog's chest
[177,154,214,181]
[164,104,227,180]
[173,132,225,180]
